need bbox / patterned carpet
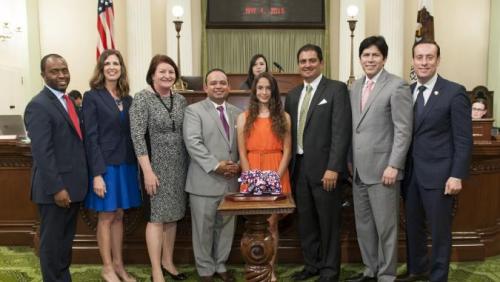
[0,246,499,281]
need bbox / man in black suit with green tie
[285,44,352,282]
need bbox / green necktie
[298,84,313,149]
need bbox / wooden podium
[218,194,295,282]
[2,85,500,264]
[472,118,494,143]
[227,73,302,93]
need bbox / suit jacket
[285,76,352,184]
[407,75,473,188]
[351,70,413,184]
[82,88,136,177]
[183,98,242,196]
[24,87,88,204]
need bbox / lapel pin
[434,91,439,96]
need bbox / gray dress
[130,88,188,223]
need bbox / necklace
[154,92,176,132]
[114,98,122,107]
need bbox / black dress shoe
[395,273,429,282]
[344,273,376,282]
[316,275,338,282]
[214,271,236,282]
[199,275,214,282]
[161,266,188,280]
[292,269,320,281]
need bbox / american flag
[96,0,115,58]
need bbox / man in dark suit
[285,44,351,282]
[24,54,88,282]
[397,40,473,282]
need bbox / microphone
[273,62,284,73]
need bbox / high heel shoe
[115,269,136,282]
[161,266,188,280]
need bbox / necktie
[415,85,427,118]
[298,84,313,149]
[361,79,375,111]
[63,94,83,140]
[217,105,230,139]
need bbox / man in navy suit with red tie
[397,40,473,282]
[24,54,88,282]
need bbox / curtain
[201,0,331,77]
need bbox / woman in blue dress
[83,49,141,282]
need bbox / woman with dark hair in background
[240,54,268,90]
[236,72,292,282]
[83,49,141,282]
[129,55,188,282]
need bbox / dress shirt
[364,68,383,86]
[297,74,322,154]
[211,100,229,124]
[46,85,68,111]
[413,73,438,105]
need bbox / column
[488,0,500,126]
[338,0,366,84]
[379,0,404,76]
[126,0,152,95]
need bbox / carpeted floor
[0,246,499,281]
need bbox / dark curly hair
[244,72,287,140]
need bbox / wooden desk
[227,73,302,93]
[1,128,499,263]
[472,118,494,143]
[218,194,295,282]
[0,140,36,246]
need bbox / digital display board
[207,0,325,29]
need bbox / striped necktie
[217,105,230,139]
[298,84,313,149]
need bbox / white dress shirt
[46,85,68,111]
[297,74,322,154]
[413,73,438,105]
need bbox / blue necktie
[415,85,426,118]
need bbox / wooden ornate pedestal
[217,194,295,282]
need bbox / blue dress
[85,111,142,212]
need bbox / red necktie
[63,94,83,140]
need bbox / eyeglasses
[472,107,486,111]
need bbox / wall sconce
[346,5,359,89]
[172,5,186,91]
[0,22,22,42]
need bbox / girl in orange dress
[236,72,292,281]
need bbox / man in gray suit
[183,68,242,282]
[346,36,413,282]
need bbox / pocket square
[318,99,327,105]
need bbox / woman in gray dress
[130,55,188,282]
